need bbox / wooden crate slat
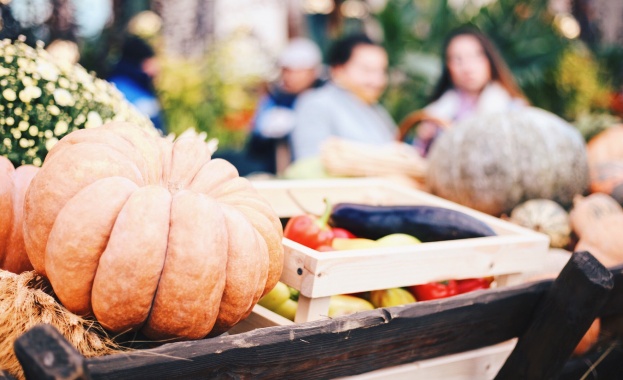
[287,235,547,298]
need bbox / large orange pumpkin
[0,157,38,273]
[23,122,284,340]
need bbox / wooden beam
[13,324,92,380]
[85,281,550,379]
[13,264,623,379]
[600,265,623,317]
[495,251,614,380]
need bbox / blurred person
[414,26,527,155]
[290,34,396,161]
[108,34,165,133]
[243,37,325,175]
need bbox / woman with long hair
[415,26,528,155]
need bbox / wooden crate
[250,178,550,324]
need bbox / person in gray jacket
[290,34,396,160]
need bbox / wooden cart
[8,253,623,379]
[6,179,623,379]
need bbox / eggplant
[330,203,496,242]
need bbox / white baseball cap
[277,38,322,69]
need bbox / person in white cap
[290,34,396,161]
[243,37,325,175]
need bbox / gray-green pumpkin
[427,107,589,216]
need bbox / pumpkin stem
[168,181,182,194]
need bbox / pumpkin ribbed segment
[427,107,589,216]
[23,122,284,340]
[0,156,38,274]
[509,199,571,249]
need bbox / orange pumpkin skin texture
[571,193,623,267]
[0,156,38,273]
[586,124,623,164]
[23,122,284,340]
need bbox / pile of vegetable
[262,201,498,321]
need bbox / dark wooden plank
[495,251,614,380]
[600,265,623,317]
[85,280,551,380]
[14,324,92,380]
[17,264,623,379]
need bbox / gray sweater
[290,83,397,160]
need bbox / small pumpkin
[427,107,589,216]
[570,193,623,267]
[573,318,600,357]
[586,124,623,164]
[0,157,38,273]
[509,199,571,249]
[23,122,284,340]
[588,162,623,205]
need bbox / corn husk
[320,137,428,185]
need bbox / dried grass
[0,269,124,379]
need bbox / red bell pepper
[456,277,493,294]
[284,199,355,250]
[409,280,459,301]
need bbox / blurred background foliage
[374,0,619,133]
[1,0,622,147]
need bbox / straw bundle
[320,137,428,184]
[0,269,123,379]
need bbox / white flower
[26,86,41,99]
[19,86,40,102]
[54,120,69,135]
[12,130,21,139]
[44,130,53,139]
[2,89,16,101]
[85,111,103,129]
[18,120,29,131]
[6,117,14,126]
[4,45,16,56]
[3,138,11,147]
[19,139,29,148]
[74,113,86,125]
[37,59,59,82]
[32,157,42,167]
[45,82,56,92]
[17,58,29,69]
[14,108,22,116]
[53,88,75,107]
[47,105,60,116]
[22,76,34,87]
[28,125,38,136]
[0,67,11,76]
[45,137,58,151]
[58,77,70,89]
